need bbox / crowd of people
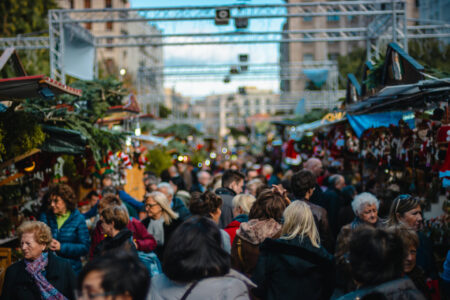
[1,156,449,300]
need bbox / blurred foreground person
[252,201,334,300]
[387,195,437,279]
[149,217,255,299]
[77,250,150,300]
[337,227,425,300]
[1,221,75,300]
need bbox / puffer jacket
[39,209,90,274]
[337,277,426,300]
[231,218,282,278]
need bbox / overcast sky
[130,0,285,98]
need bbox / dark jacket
[337,277,426,300]
[322,187,343,236]
[0,252,76,300]
[93,228,136,257]
[417,231,438,279]
[252,237,335,300]
[215,187,236,229]
[231,218,282,278]
[142,217,182,260]
[296,199,334,252]
[39,209,90,273]
[171,196,191,221]
[310,183,324,208]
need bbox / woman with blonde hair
[224,194,256,246]
[142,191,181,259]
[252,201,334,300]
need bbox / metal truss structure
[0,0,414,84]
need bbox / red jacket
[89,217,157,259]
[224,220,241,247]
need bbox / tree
[408,39,450,77]
[336,48,366,89]
[0,0,57,77]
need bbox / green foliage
[168,140,190,154]
[145,148,173,176]
[158,104,172,119]
[409,39,450,78]
[337,48,366,89]
[59,78,127,123]
[0,0,57,37]
[21,78,128,164]
[0,111,46,161]
[191,149,207,166]
[363,54,385,90]
[290,109,329,124]
[157,124,201,140]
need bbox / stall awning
[0,75,82,100]
[347,111,415,138]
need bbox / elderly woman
[387,194,437,279]
[224,194,256,246]
[334,192,382,295]
[0,221,75,300]
[149,217,254,299]
[252,201,334,300]
[141,191,181,259]
[93,205,136,257]
[39,184,90,274]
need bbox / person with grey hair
[303,158,324,207]
[334,192,383,296]
[191,171,212,193]
[322,174,346,236]
[157,182,191,221]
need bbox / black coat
[252,236,335,300]
[93,228,136,257]
[0,252,76,300]
[141,217,182,260]
[215,187,236,229]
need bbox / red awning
[0,75,82,100]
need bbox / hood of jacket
[237,218,281,245]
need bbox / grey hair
[197,171,210,180]
[329,174,343,188]
[157,182,174,196]
[351,192,379,215]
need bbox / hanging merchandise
[439,143,450,188]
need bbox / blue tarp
[303,69,329,88]
[295,98,306,116]
[347,111,415,138]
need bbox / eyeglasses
[394,194,412,213]
[145,203,159,209]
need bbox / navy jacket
[39,209,90,274]
[171,196,191,221]
[0,252,76,300]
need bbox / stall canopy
[347,111,416,138]
[40,125,87,154]
[303,69,329,88]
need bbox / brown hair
[101,205,129,230]
[389,225,419,249]
[98,194,122,212]
[17,221,52,248]
[49,184,77,211]
[248,189,289,222]
[387,195,421,226]
[189,191,222,217]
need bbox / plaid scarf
[24,252,67,300]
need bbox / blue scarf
[24,252,67,300]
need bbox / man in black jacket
[215,169,245,228]
[291,170,334,252]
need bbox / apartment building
[57,0,163,97]
[193,87,281,136]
